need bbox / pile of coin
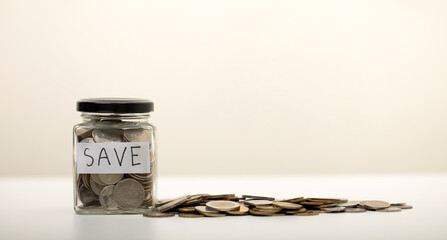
[76,128,154,211]
[144,194,412,218]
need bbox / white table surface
[0,174,446,240]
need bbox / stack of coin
[143,194,413,218]
[75,128,155,211]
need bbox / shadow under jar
[73,98,157,214]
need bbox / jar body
[73,114,157,214]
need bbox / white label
[76,142,151,174]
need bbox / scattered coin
[338,201,360,208]
[205,194,236,200]
[195,206,220,214]
[242,195,275,201]
[322,207,346,213]
[272,201,303,210]
[295,212,319,216]
[249,209,276,216]
[378,207,402,212]
[227,205,250,215]
[99,185,119,210]
[396,205,413,209]
[362,201,390,210]
[143,212,176,218]
[178,213,204,218]
[158,196,188,212]
[344,208,367,213]
[391,203,406,206]
[176,206,196,213]
[201,212,227,217]
[206,201,240,211]
[245,200,274,206]
[113,178,145,210]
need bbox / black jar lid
[77,98,154,114]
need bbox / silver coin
[378,207,402,212]
[113,179,146,210]
[80,137,95,143]
[98,174,123,185]
[91,174,106,185]
[362,200,390,210]
[396,205,413,209]
[99,185,119,210]
[92,129,123,143]
[344,208,367,213]
[242,195,275,201]
[123,129,151,142]
[79,185,98,207]
[195,206,220,214]
[322,206,346,213]
[337,201,360,208]
[391,203,406,206]
[206,201,240,211]
[89,177,105,195]
[158,195,189,212]
[244,200,274,206]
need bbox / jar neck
[81,112,150,123]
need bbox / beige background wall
[0,0,446,176]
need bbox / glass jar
[73,98,157,214]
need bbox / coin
[309,198,348,203]
[206,201,240,211]
[390,203,406,206]
[322,207,346,213]
[79,185,99,207]
[158,196,188,212]
[255,205,282,211]
[227,205,250,215]
[205,194,236,200]
[99,185,119,210]
[378,207,402,212]
[89,177,105,195]
[201,212,227,217]
[362,201,390,210]
[92,129,123,143]
[76,128,93,141]
[249,209,276,216]
[337,201,360,208]
[242,195,275,201]
[294,212,319,216]
[124,129,151,142]
[244,200,274,206]
[98,174,123,185]
[91,174,106,185]
[344,208,367,213]
[273,201,303,210]
[143,212,176,218]
[80,137,95,143]
[178,213,204,218]
[300,201,325,206]
[278,197,304,203]
[176,206,196,213]
[113,178,145,209]
[396,205,413,209]
[195,206,220,214]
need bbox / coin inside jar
[113,178,145,210]
[98,174,123,185]
[99,185,119,210]
[123,129,151,142]
[92,129,123,143]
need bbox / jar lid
[77,98,154,114]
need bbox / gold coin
[294,212,319,216]
[178,213,204,218]
[242,195,275,201]
[277,197,304,203]
[201,212,227,217]
[176,206,196,213]
[273,201,303,210]
[227,205,249,215]
[249,209,276,216]
[300,201,325,206]
[206,200,240,211]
